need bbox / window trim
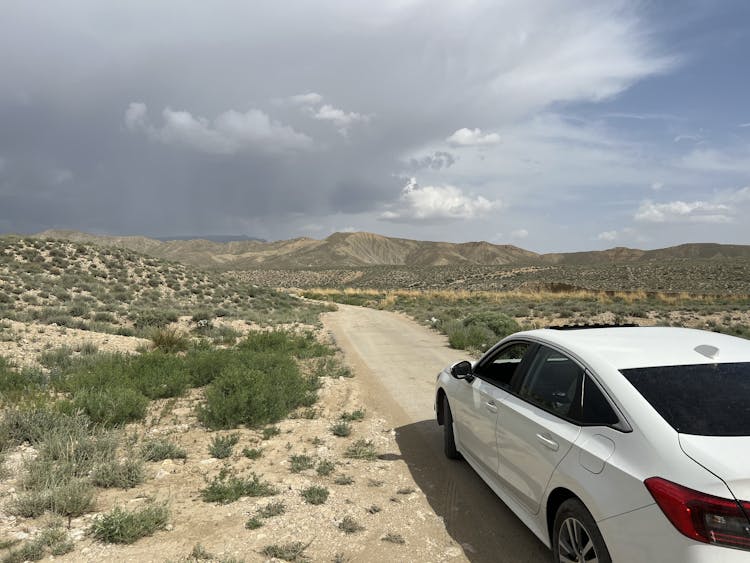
[472,339,537,390]
[512,342,632,432]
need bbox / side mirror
[450,360,473,379]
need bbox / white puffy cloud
[287,92,323,106]
[597,230,619,241]
[380,178,500,222]
[124,103,312,154]
[446,128,501,147]
[313,104,370,135]
[634,200,733,223]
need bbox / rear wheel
[442,395,461,459]
[553,498,611,563]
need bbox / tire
[442,395,461,460]
[552,499,611,563]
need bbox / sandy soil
[0,305,550,562]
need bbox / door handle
[536,433,559,451]
[485,400,498,413]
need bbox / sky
[0,1,749,253]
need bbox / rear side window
[621,362,750,436]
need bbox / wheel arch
[435,387,447,425]
[545,487,579,544]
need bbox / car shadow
[394,419,550,563]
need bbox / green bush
[208,433,239,459]
[443,319,495,351]
[185,348,235,387]
[344,439,378,461]
[288,454,314,473]
[198,353,317,429]
[462,311,520,340]
[200,472,277,504]
[150,327,190,353]
[129,353,189,399]
[132,310,178,330]
[89,503,170,544]
[71,386,148,426]
[91,458,144,489]
[300,485,329,505]
[141,439,187,461]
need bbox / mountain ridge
[32,230,750,269]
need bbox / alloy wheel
[557,516,599,563]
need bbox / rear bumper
[600,503,750,562]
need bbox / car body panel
[496,393,580,513]
[679,434,750,500]
[435,327,750,561]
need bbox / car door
[495,344,582,514]
[452,341,534,475]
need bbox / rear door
[496,344,582,513]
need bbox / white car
[435,326,750,562]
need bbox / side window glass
[474,342,529,389]
[574,376,619,425]
[519,346,583,418]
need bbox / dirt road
[323,305,549,563]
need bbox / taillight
[645,477,750,551]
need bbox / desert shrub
[238,330,332,359]
[89,503,170,544]
[0,359,46,403]
[262,542,310,562]
[208,433,240,459]
[150,327,190,353]
[316,459,335,477]
[261,426,280,440]
[198,353,317,429]
[330,421,351,437]
[128,353,189,399]
[141,439,187,461]
[39,346,75,373]
[338,515,364,534]
[288,454,314,473]
[300,485,328,505]
[313,356,353,379]
[91,458,144,489]
[185,348,235,387]
[242,447,263,460]
[200,472,277,504]
[339,409,365,422]
[256,500,285,519]
[70,386,148,426]
[10,479,95,520]
[132,309,178,330]
[344,439,378,461]
[462,311,520,340]
[0,409,91,449]
[443,319,495,351]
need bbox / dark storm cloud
[0,0,697,247]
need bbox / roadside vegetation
[302,288,750,351]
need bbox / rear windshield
[621,362,750,436]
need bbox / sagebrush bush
[200,472,277,504]
[198,352,317,429]
[208,433,239,459]
[150,327,190,353]
[91,458,144,489]
[444,319,495,351]
[141,439,187,461]
[70,386,148,426]
[129,353,189,399]
[89,503,170,544]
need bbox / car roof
[512,327,750,370]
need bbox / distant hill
[33,230,750,270]
[154,235,266,243]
